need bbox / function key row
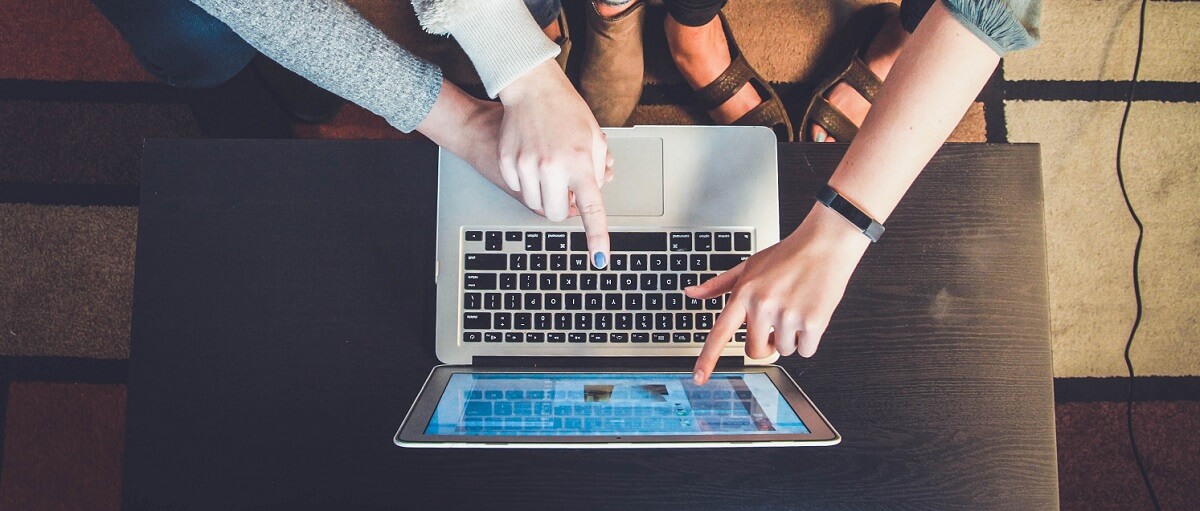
[464,230,752,252]
[464,292,726,311]
[464,253,749,272]
[463,272,723,291]
[462,331,749,344]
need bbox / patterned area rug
[0,0,1197,509]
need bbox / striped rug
[1,0,1197,509]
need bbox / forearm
[827,0,1000,223]
[190,0,442,132]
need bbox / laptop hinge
[471,356,745,369]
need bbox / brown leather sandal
[690,12,794,142]
[800,2,898,142]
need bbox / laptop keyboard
[460,229,751,345]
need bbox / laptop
[395,126,840,448]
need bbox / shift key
[709,254,749,271]
[464,253,507,270]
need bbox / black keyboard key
[464,253,507,270]
[520,274,537,290]
[524,294,542,310]
[629,254,648,271]
[534,313,551,330]
[505,332,523,343]
[689,254,707,271]
[575,313,593,330]
[610,232,668,252]
[530,254,547,271]
[524,232,542,251]
[485,239,503,251]
[595,313,612,330]
[527,332,545,343]
[616,313,633,330]
[605,293,622,310]
[548,332,566,343]
[710,254,749,271]
[500,273,517,290]
[465,230,483,241]
[514,313,531,330]
[465,293,481,310]
[506,231,522,242]
[611,254,628,271]
[570,231,587,251]
[632,333,650,343]
[545,232,568,251]
[705,296,724,310]
[585,293,603,310]
[580,274,598,290]
[625,294,644,310]
[669,232,693,251]
[555,313,572,330]
[681,274,699,289]
[697,313,714,329]
[544,293,563,310]
[735,332,748,342]
[464,331,482,342]
[566,293,583,310]
[650,254,668,271]
[505,293,521,310]
[611,333,629,343]
[676,313,693,330]
[560,274,578,290]
[660,274,678,290]
[484,293,501,310]
[570,254,588,270]
[670,254,688,271]
[589,333,608,343]
[486,231,502,243]
[619,273,637,290]
[494,312,512,329]
[645,293,664,310]
[735,232,752,251]
[656,313,673,330]
[484,332,502,342]
[600,274,618,290]
[463,312,490,329]
[652,332,670,343]
[510,254,527,270]
[540,274,557,290]
[695,232,713,251]
[666,294,683,310]
[694,332,707,343]
[550,254,567,271]
[673,332,691,343]
[683,297,702,311]
[636,313,653,330]
[715,232,733,251]
[464,273,497,290]
[639,274,658,291]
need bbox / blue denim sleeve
[941,0,1042,55]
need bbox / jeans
[90,0,255,88]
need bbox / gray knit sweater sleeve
[190,0,442,133]
[943,0,1041,55]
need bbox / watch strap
[815,184,885,242]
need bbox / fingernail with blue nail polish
[594,251,607,269]
[815,132,826,142]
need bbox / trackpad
[603,137,664,216]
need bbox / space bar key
[608,232,668,252]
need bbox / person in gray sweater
[92,0,615,267]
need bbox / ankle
[863,16,908,79]
[594,0,635,18]
[664,14,720,61]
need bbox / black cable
[1115,0,1160,508]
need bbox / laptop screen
[425,372,809,436]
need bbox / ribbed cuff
[942,0,1040,56]
[445,0,560,98]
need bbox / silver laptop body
[434,125,780,365]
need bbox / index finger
[570,177,610,269]
[693,300,746,385]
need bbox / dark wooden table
[124,139,1057,510]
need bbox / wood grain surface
[124,140,1056,510]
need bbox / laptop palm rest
[603,137,664,217]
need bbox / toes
[810,125,835,143]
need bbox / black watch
[815,184,885,242]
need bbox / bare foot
[543,16,563,43]
[811,14,908,142]
[595,1,635,18]
[665,14,762,125]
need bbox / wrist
[497,59,564,105]
[416,79,479,149]
[794,202,873,256]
